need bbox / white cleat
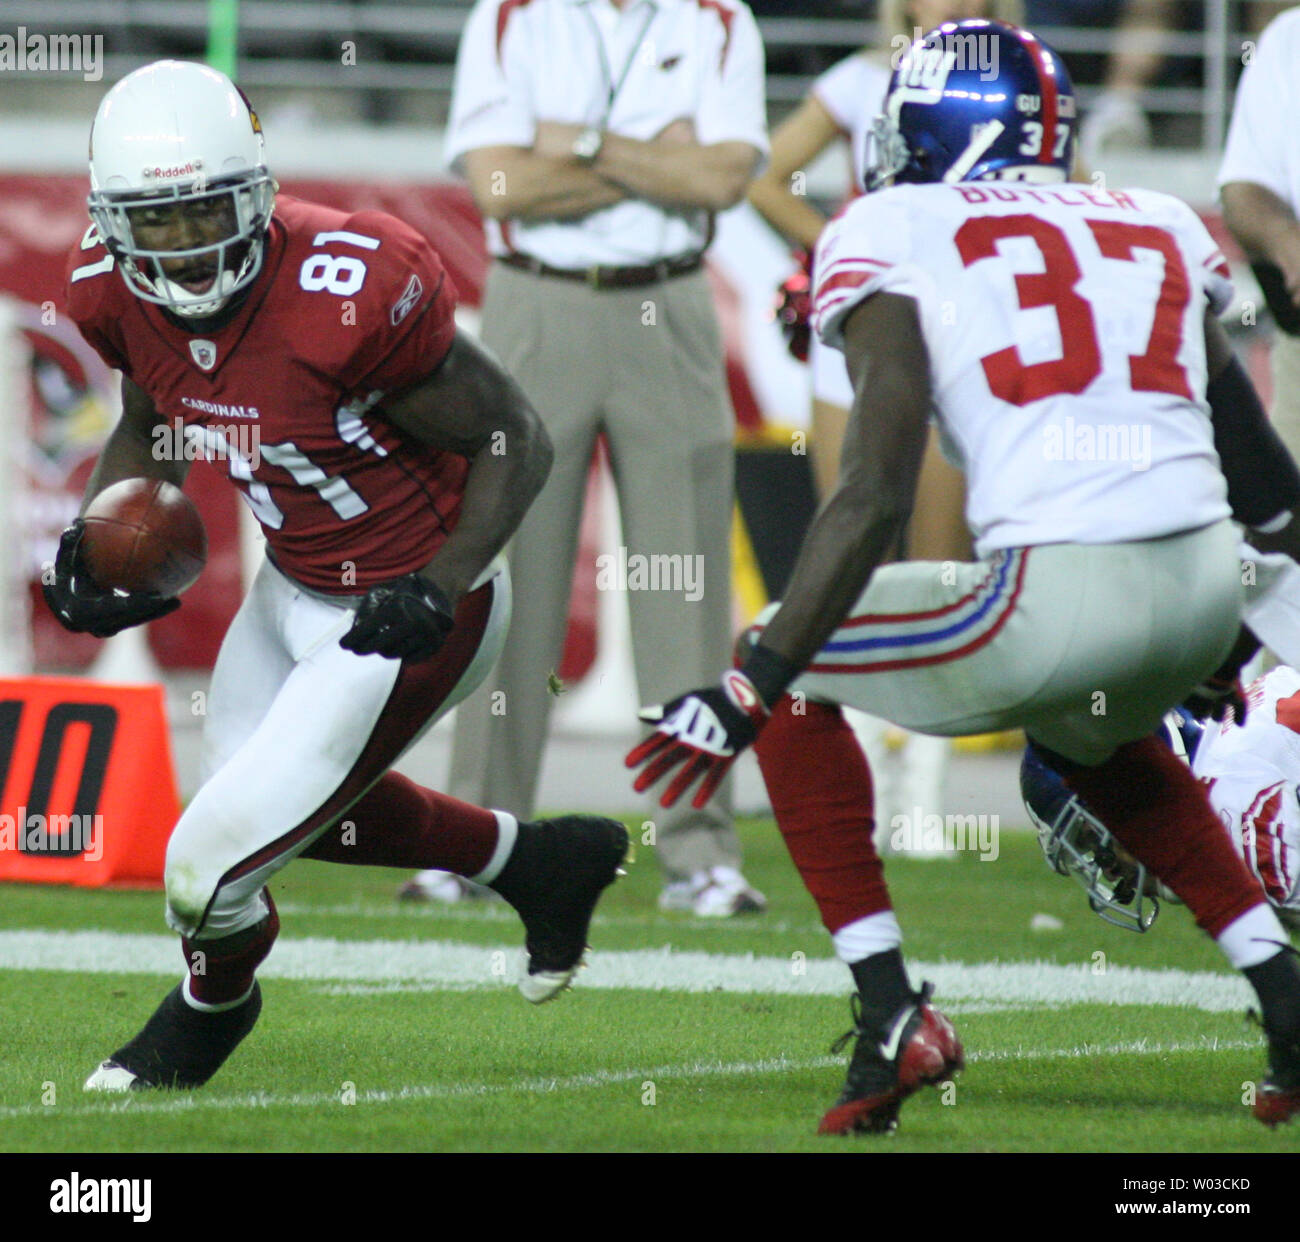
[517,957,583,1004]
[493,816,628,1004]
[84,1060,145,1092]
[692,866,767,917]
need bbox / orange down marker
[0,676,179,887]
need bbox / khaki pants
[1271,333,1300,463]
[448,262,741,881]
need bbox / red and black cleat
[818,983,964,1136]
[1253,1020,1300,1128]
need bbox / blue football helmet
[1020,714,1203,934]
[867,19,1078,191]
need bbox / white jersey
[812,182,1235,559]
[812,52,891,194]
[1193,666,1300,922]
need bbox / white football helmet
[88,61,275,318]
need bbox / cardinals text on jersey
[65,196,463,594]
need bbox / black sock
[1244,948,1300,1035]
[849,949,913,1033]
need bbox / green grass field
[1,817,1295,1154]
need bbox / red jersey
[65,195,464,594]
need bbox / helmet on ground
[1020,715,1203,932]
[1021,742,1153,933]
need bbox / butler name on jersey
[65,69,462,596]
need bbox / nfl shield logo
[189,339,218,371]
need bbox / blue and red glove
[626,669,771,809]
[774,251,813,363]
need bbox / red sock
[183,889,279,1007]
[754,696,891,934]
[300,772,501,876]
[1064,736,1265,937]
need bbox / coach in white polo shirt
[1220,4,1300,461]
[439,0,770,916]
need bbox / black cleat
[491,815,628,1003]
[84,982,262,1091]
[818,983,964,1135]
[1253,1015,1300,1127]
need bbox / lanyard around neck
[586,3,657,124]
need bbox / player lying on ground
[45,61,628,1091]
[627,20,1300,1133]
[1026,665,1300,934]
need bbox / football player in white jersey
[628,20,1300,1134]
[751,2,1025,854]
[1027,666,1300,934]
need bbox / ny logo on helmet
[896,32,1000,85]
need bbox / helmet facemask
[1031,791,1159,934]
[1021,744,1160,934]
[89,170,275,319]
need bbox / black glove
[340,573,455,661]
[41,521,180,638]
[1183,674,1247,725]
[1182,625,1260,725]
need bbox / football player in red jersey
[45,60,628,1092]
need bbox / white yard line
[0,929,1254,1009]
[0,1036,1260,1122]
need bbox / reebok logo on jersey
[390,273,423,326]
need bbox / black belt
[498,251,704,290]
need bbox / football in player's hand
[81,478,207,596]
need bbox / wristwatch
[572,127,604,164]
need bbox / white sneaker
[84,1060,144,1092]
[397,870,497,903]
[691,866,767,917]
[657,880,698,912]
